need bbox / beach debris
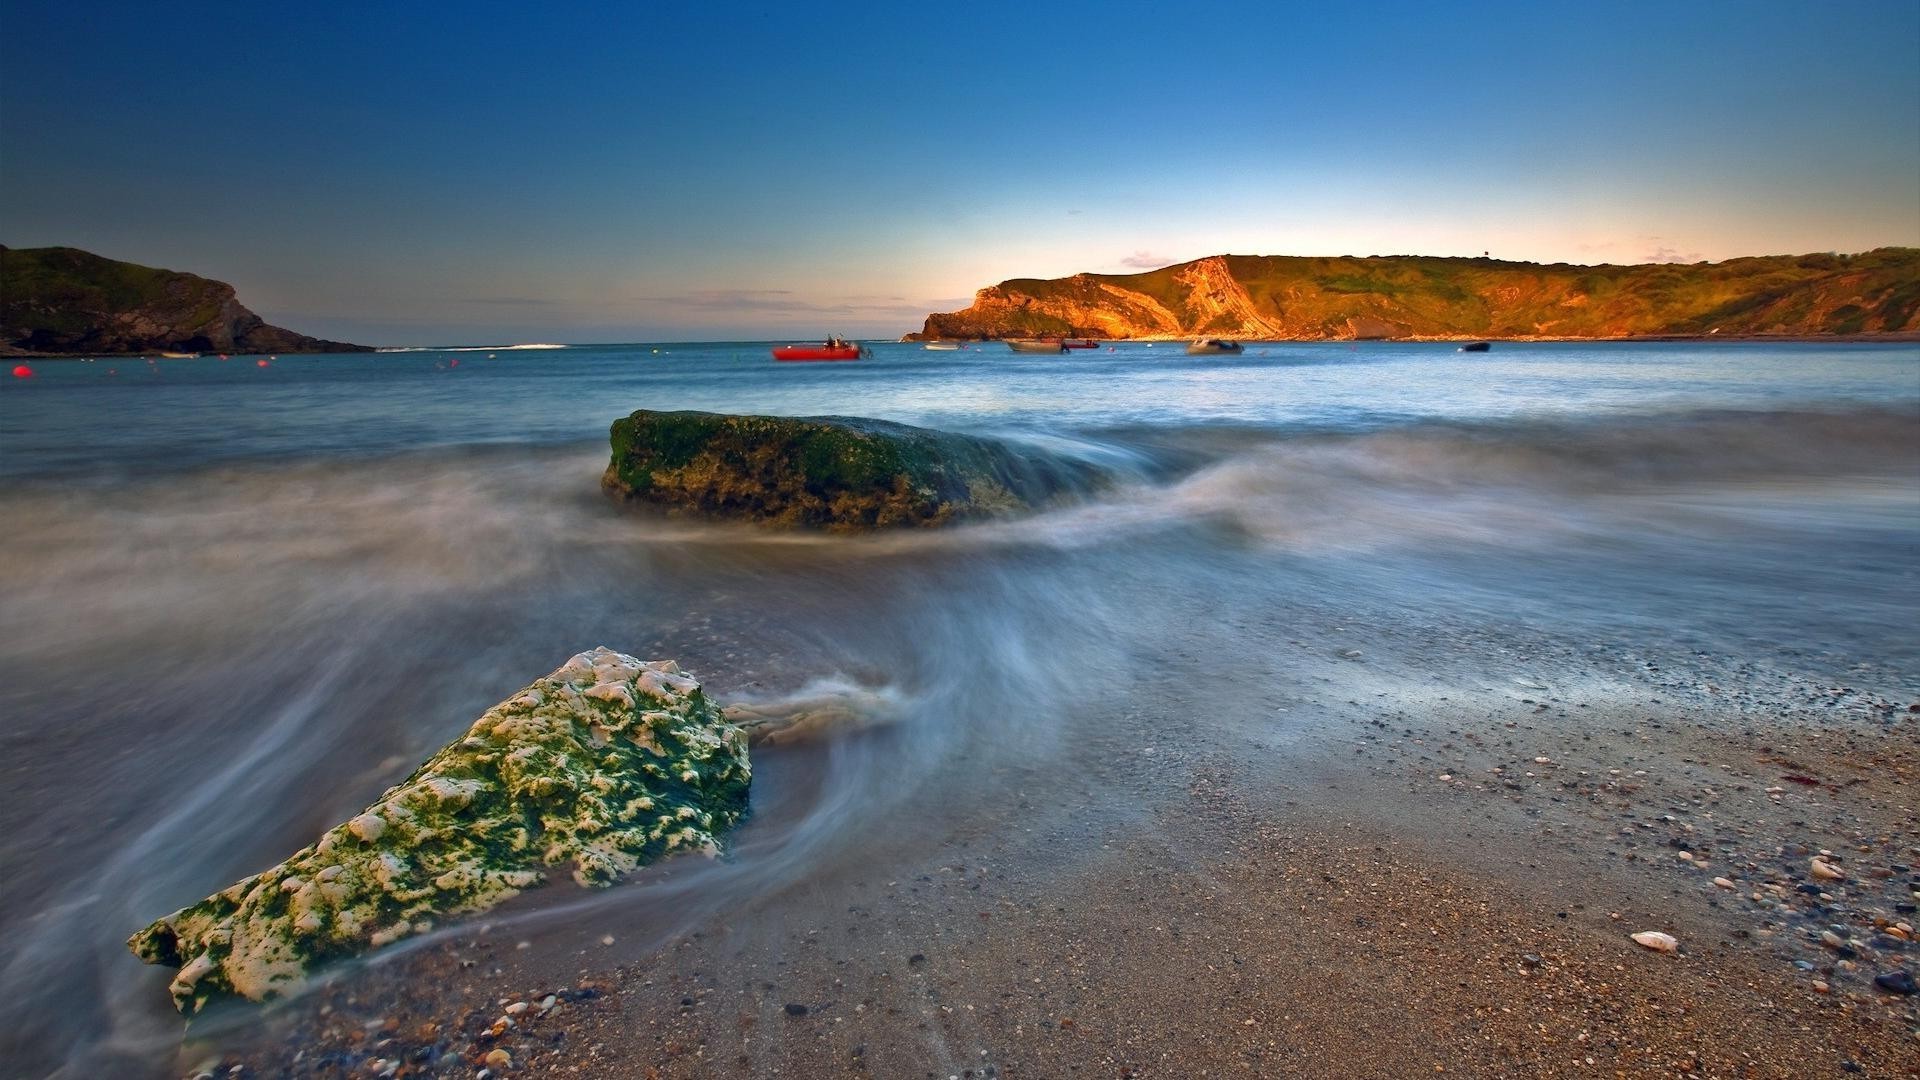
[1809,856,1845,880]
[128,647,751,1014]
[1630,931,1680,953]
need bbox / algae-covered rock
[128,648,749,1014]
[603,410,1098,530]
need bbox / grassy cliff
[919,249,1920,341]
[1,244,370,354]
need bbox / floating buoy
[11,364,32,378]
[256,358,270,368]
[450,358,459,368]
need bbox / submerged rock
[603,410,1099,530]
[128,648,750,1014]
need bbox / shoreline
[191,602,1920,1079]
[10,333,1920,358]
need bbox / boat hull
[1006,340,1068,354]
[773,345,861,362]
[1185,341,1244,355]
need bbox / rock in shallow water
[603,410,1101,530]
[128,648,750,1014]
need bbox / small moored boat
[1185,338,1243,355]
[922,340,961,351]
[1006,339,1068,354]
[773,336,864,362]
[1458,341,1492,352]
[1061,339,1100,349]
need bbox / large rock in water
[128,648,750,1014]
[603,410,1096,529]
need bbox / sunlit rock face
[603,410,1102,530]
[128,648,750,1014]
[916,250,1920,340]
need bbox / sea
[1,339,1916,1076]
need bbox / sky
[2,1,1917,344]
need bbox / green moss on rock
[128,648,750,1014]
[603,410,1098,530]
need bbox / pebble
[484,1048,513,1069]
[600,934,616,946]
[1630,931,1679,953]
[504,1001,529,1016]
[1821,930,1847,950]
[1874,970,1917,995]
[785,1002,809,1016]
[1809,857,1845,881]
[1713,877,1735,889]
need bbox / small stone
[1630,931,1679,953]
[784,1002,809,1016]
[484,1048,512,1069]
[1809,857,1845,881]
[1874,970,1917,995]
[600,934,616,946]
[1713,877,1735,889]
[1821,930,1847,949]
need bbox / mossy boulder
[128,648,750,1014]
[603,410,1098,529]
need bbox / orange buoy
[256,358,270,367]
[11,364,32,378]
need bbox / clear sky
[3,0,1917,344]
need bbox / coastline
[906,332,1920,345]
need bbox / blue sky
[3,0,1917,344]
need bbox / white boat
[1185,338,1243,355]
[922,341,961,351]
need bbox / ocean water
[1,339,1917,1076]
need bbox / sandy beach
[200,573,1920,1079]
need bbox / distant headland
[912,249,1920,341]
[0,245,371,356]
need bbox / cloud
[1119,250,1176,269]
[1644,245,1704,264]
[637,290,948,318]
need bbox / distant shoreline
[8,333,1920,359]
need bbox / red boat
[773,337,863,362]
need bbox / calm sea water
[1,339,1917,1077]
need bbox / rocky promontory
[915,248,1920,341]
[604,410,1100,530]
[1,244,371,355]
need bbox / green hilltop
[919,249,1920,340]
[1,245,369,355]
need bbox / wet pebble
[1630,931,1679,953]
[1874,970,1916,995]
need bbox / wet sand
[197,606,1920,1079]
